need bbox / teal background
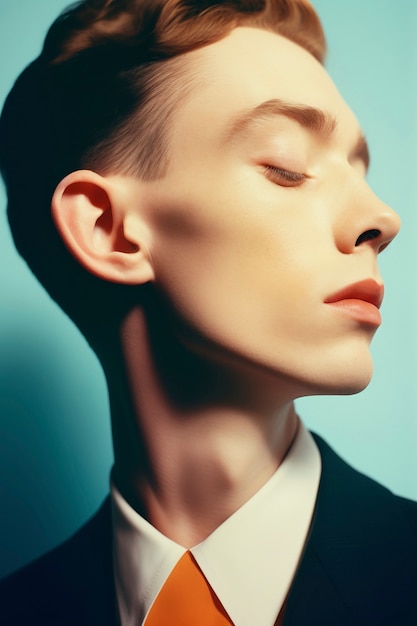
[0,1,416,578]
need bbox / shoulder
[312,432,417,531]
[0,498,116,626]
[303,433,417,624]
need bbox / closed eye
[264,165,307,187]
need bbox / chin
[322,368,374,397]
[330,378,372,397]
[310,338,377,396]
[297,357,374,398]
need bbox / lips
[324,279,384,308]
[324,279,384,326]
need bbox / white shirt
[112,423,321,626]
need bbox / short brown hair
[0,0,325,343]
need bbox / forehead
[170,27,363,151]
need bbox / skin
[52,27,400,546]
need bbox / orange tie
[144,551,234,625]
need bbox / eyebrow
[224,98,370,171]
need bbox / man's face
[138,27,400,398]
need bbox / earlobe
[51,170,155,285]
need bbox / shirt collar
[112,422,321,626]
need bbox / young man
[0,1,416,624]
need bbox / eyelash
[264,165,306,187]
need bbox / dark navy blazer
[1,434,417,626]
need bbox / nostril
[355,229,381,246]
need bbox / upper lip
[324,279,384,309]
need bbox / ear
[51,170,155,285]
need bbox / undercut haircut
[0,0,326,345]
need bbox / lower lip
[325,299,382,326]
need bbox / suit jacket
[1,434,417,626]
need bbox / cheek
[151,215,260,320]
[150,235,239,335]
[150,204,311,348]
[145,170,332,355]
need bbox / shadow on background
[0,322,112,578]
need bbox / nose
[337,181,401,255]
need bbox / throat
[114,405,299,547]
[110,305,300,546]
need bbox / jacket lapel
[283,433,413,626]
[283,540,355,626]
[284,433,361,625]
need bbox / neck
[108,306,300,547]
